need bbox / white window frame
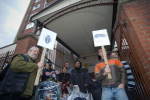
[25,22,34,29]
[32,4,40,11]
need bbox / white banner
[37,28,57,50]
[92,29,110,47]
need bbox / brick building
[113,0,150,99]
[15,0,77,70]
[0,0,150,99]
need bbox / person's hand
[103,65,111,76]
[104,65,111,73]
[55,70,60,74]
[45,72,51,76]
[118,83,124,88]
[51,71,55,74]
[37,61,44,68]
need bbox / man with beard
[0,46,43,100]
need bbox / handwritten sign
[37,28,57,50]
[92,29,110,47]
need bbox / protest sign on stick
[35,28,57,85]
[92,29,112,79]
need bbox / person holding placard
[0,46,44,100]
[94,48,128,100]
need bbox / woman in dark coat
[70,60,91,93]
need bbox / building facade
[113,0,150,99]
[0,0,150,99]
[15,0,76,70]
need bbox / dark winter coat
[58,73,70,83]
[0,55,38,96]
[70,67,91,93]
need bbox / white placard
[92,29,110,47]
[37,28,57,50]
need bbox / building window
[32,4,40,10]
[25,22,34,29]
[35,0,40,3]
[45,0,56,8]
[121,38,129,50]
[46,0,54,3]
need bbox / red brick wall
[17,0,46,38]
[123,0,150,82]
[114,0,150,99]
[22,28,34,35]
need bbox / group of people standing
[0,45,128,100]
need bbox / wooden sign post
[101,46,112,79]
[34,48,46,85]
[35,28,57,85]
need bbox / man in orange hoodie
[95,49,128,100]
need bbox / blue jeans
[102,87,128,100]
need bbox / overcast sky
[0,0,30,48]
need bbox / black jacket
[58,73,70,83]
[70,67,91,93]
[0,54,30,94]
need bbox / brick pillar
[122,0,150,88]
[123,0,150,79]
[114,0,150,99]
[15,35,38,54]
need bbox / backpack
[0,54,30,94]
[0,63,9,81]
[0,54,28,81]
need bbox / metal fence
[0,50,15,69]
